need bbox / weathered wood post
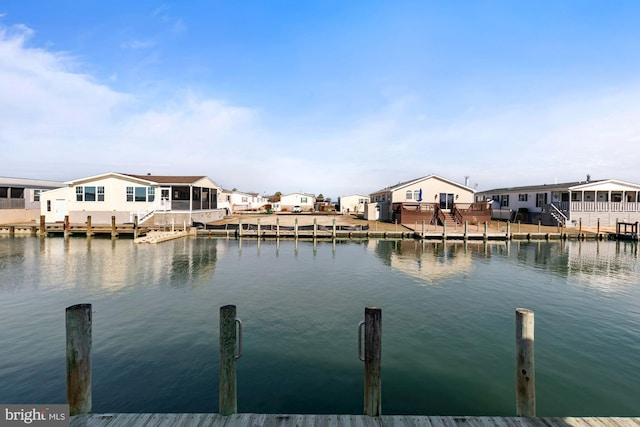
[483,221,488,240]
[597,218,600,236]
[295,218,299,239]
[133,215,139,239]
[506,221,511,239]
[40,215,46,236]
[86,216,92,237]
[395,219,397,232]
[443,221,447,240]
[518,220,521,233]
[66,304,92,416]
[332,218,336,239]
[421,220,425,237]
[220,305,241,415]
[359,307,382,416]
[313,218,317,238]
[276,217,280,238]
[464,220,468,240]
[111,216,117,238]
[238,218,242,238]
[537,220,541,233]
[257,218,261,237]
[515,308,535,417]
[64,215,70,239]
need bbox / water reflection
[367,240,479,285]
[366,239,640,289]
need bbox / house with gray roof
[0,176,65,224]
[476,177,640,227]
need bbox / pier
[64,304,639,427]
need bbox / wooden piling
[313,218,317,238]
[64,215,70,238]
[464,221,468,240]
[295,218,299,239]
[86,216,92,237]
[257,218,261,237]
[276,218,280,238]
[333,218,336,239]
[134,215,139,239]
[443,221,447,240]
[40,215,45,235]
[507,221,511,239]
[421,220,425,237]
[111,216,117,238]
[220,305,239,415]
[66,304,92,416]
[238,219,242,238]
[515,308,535,417]
[483,221,488,240]
[363,307,382,416]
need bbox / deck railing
[567,201,640,212]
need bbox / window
[406,190,413,200]
[10,188,24,198]
[492,195,499,202]
[34,189,41,202]
[0,187,7,198]
[242,197,248,203]
[301,197,308,203]
[518,194,528,202]
[414,190,420,200]
[47,200,51,212]
[135,187,146,202]
[536,193,547,208]
[359,198,367,203]
[97,186,105,201]
[76,186,84,201]
[126,187,134,202]
[501,195,509,207]
[147,187,155,202]
[85,186,96,202]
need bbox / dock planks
[69,414,640,427]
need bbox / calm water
[0,236,639,416]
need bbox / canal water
[0,236,639,416]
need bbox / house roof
[477,180,605,194]
[372,174,473,194]
[0,176,65,188]
[124,174,207,184]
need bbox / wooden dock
[69,413,640,427]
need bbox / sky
[2,1,640,200]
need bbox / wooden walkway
[69,414,640,427]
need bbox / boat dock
[69,413,640,427]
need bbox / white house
[0,177,65,224]
[367,175,477,223]
[218,189,268,214]
[338,194,370,214]
[40,173,224,225]
[476,177,640,227]
[277,193,316,212]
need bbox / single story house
[40,173,224,225]
[0,177,65,224]
[274,193,316,212]
[338,194,370,214]
[218,189,269,214]
[365,174,486,225]
[476,177,640,227]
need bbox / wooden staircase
[442,211,458,227]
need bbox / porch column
[189,185,193,212]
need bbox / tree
[317,193,325,202]
[269,191,282,202]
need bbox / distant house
[476,177,640,227]
[40,173,224,225]
[366,175,487,225]
[338,194,370,214]
[218,189,268,214]
[277,192,316,212]
[0,177,65,224]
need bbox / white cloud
[2,20,640,199]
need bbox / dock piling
[66,304,92,416]
[515,308,535,417]
[40,215,45,236]
[87,216,92,237]
[220,305,241,415]
[64,215,70,239]
[359,307,382,416]
[111,216,117,238]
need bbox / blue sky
[2,1,640,199]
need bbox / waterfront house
[39,173,224,225]
[275,192,316,212]
[475,177,640,227]
[366,174,487,225]
[218,189,269,214]
[0,177,65,224]
[338,194,370,214]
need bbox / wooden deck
[70,413,640,427]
